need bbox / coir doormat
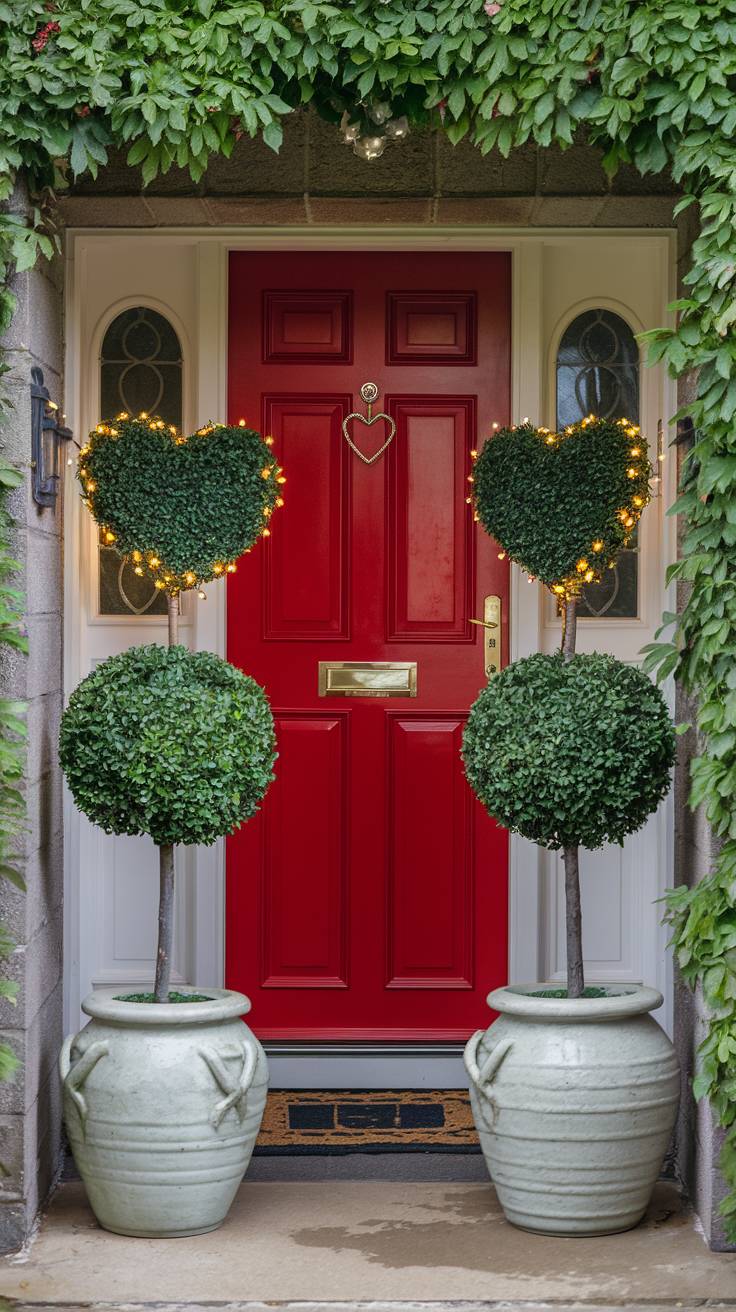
[254,1089,480,1153]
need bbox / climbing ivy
[0,459,27,1084]
[0,0,733,189]
[0,0,734,1232]
[641,191,736,1240]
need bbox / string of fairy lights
[79,412,285,596]
[466,414,652,600]
[81,408,650,607]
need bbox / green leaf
[447,86,465,119]
[534,93,554,125]
[716,300,736,336]
[262,120,283,152]
[0,1042,18,1082]
[70,133,89,179]
[13,238,38,274]
[0,865,25,892]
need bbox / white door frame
[63,226,678,1044]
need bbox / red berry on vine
[31,19,60,53]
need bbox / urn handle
[59,1036,110,1135]
[464,1031,513,1093]
[199,1034,260,1130]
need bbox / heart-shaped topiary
[470,416,652,595]
[78,414,284,592]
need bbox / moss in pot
[462,415,679,1236]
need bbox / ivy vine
[0,459,27,1084]
[0,0,734,1233]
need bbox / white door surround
[62,227,678,1070]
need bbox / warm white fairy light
[79,412,284,595]
[466,415,651,600]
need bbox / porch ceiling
[56,113,680,230]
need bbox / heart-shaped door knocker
[342,382,396,466]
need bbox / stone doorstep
[2,1181,735,1308]
[6,1303,736,1312]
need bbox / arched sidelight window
[97,307,183,616]
[556,308,641,619]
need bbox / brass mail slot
[319,660,417,698]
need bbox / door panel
[260,713,349,990]
[227,251,511,1040]
[263,290,353,363]
[387,397,475,641]
[262,396,351,640]
[386,714,473,990]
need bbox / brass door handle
[469,595,501,677]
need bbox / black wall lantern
[31,366,72,509]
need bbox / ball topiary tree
[464,416,675,997]
[60,645,276,1002]
[464,653,675,994]
[61,411,283,1002]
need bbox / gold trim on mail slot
[318,661,418,698]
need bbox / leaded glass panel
[556,309,641,619]
[98,307,182,616]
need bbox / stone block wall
[0,189,65,1252]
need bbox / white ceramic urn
[464,984,679,1236]
[60,987,268,1237]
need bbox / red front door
[227,251,511,1040]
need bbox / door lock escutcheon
[469,595,502,678]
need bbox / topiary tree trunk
[465,417,671,1007]
[153,593,179,1004]
[73,413,282,1006]
[155,842,176,1003]
[562,597,584,998]
[61,638,277,1010]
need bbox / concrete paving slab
[1,1180,734,1307]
